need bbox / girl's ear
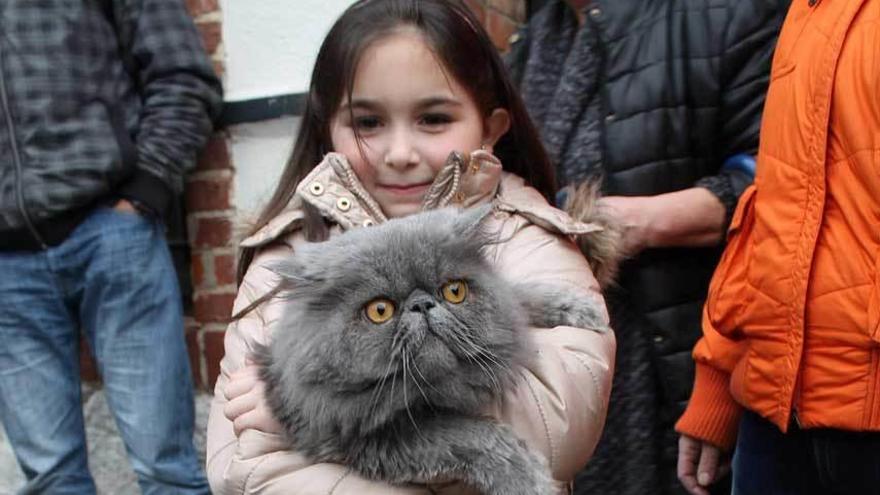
[482,108,511,149]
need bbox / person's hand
[113,199,138,214]
[223,360,284,437]
[597,195,652,256]
[677,434,730,495]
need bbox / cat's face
[270,207,524,420]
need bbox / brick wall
[184,0,231,391]
[185,139,235,390]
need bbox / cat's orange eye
[364,298,395,324]
[441,280,468,304]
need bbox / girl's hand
[677,434,730,495]
[223,361,284,437]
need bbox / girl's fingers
[223,389,258,422]
[233,410,253,437]
[223,365,260,400]
[233,405,284,437]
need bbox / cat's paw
[471,431,555,495]
[514,282,609,333]
[540,296,608,332]
[484,450,554,495]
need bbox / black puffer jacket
[0,0,222,249]
[508,1,788,493]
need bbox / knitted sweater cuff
[675,363,742,451]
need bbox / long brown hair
[237,0,556,284]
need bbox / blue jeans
[0,207,209,494]
[732,410,880,495]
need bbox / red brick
[214,254,236,286]
[203,329,226,390]
[186,175,231,212]
[197,135,231,171]
[186,326,204,389]
[185,0,219,17]
[194,292,235,323]
[197,22,222,55]
[193,216,231,248]
[485,10,519,52]
[191,254,206,288]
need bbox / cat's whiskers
[401,349,427,440]
[367,353,398,417]
[447,322,515,393]
[455,322,515,378]
[404,351,436,412]
[384,333,413,409]
[444,326,501,392]
[410,358,443,398]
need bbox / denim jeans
[0,207,209,494]
[732,410,880,495]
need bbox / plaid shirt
[0,0,223,247]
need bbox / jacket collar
[240,150,504,247]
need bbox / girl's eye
[419,113,453,127]
[353,116,382,130]
[364,298,395,324]
[441,280,468,304]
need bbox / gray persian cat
[255,206,607,494]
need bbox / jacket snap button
[336,197,352,211]
[589,7,601,18]
[508,32,521,45]
[605,113,616,123]
[362,219,374,227]
[309,182,324,196]
[653,335,664,343]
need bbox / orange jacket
[676,0,880,450]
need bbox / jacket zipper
[0,44,47,248]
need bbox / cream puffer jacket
[206,152,616,495]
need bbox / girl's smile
[376,181,433,197]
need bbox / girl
[206,1,615,493]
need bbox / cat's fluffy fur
[254,206,607,494]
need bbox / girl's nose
[383,128,419,169]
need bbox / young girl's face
[329,29,509,218]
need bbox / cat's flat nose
[407,294,435,314]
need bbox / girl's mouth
[378,182,432,196]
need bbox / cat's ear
[452,204,493,239]
[264,256,325,288]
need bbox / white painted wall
[220,0,354,217]
[221,0,355,100]
[227,118,299,218]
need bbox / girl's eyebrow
[340,96,463,112]
[343,99,381,111]
[415,97,463,110]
